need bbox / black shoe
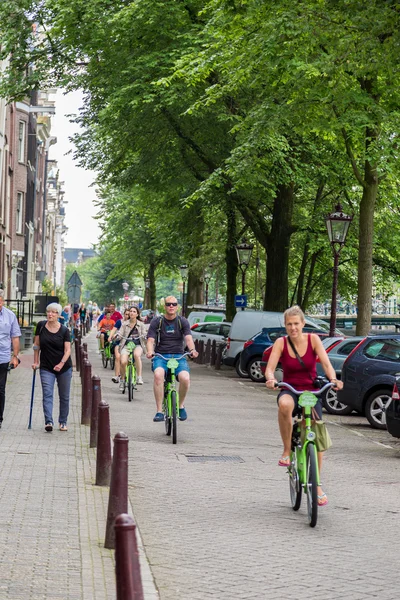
[45,422,53,432]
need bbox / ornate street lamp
[235,239,254,311]
[145,277,150,308]
[325,204,353,336]
[180,264,188,316]
[204,268,211,306]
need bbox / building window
[16,192,24,234]
[18,121,26,163]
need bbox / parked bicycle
[153,352,193,444]
[276,379,334,528]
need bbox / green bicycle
[101,338,115,370]
[119,336,145,402]
[276,380,333,528]
[154,352,192,444]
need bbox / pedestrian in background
[79,303,87,326]
[0,290,21,428]
[32,303,73,432]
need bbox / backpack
[156,315,183,345]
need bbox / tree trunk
[264,183,295,311]
[225,203,238,321]
[356,162,378,335]
[149,261,156,310]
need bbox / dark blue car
[338,335,400,429]
[239,326,329,382]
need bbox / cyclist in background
[97,309,116,350]
[146,296,198,422]
[265,305,342,507]
[109,308,130,384]
[117,306,147,389]
[109,302,123,323]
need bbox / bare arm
[146,336,156,357]
[312,334,343,389]
[54,341,71,372]
[11,337,20,368]
[184,334,198,357]
[265,338,284,388]
[33,335,40,369]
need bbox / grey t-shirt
[148,316,191,354]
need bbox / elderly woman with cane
[32,303,73,432]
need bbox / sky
[50,89,101,249]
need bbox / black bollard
[74,335,81,373]
[197,340,204,364]
[210,340,217,366]
[115,514,144,600]
[215,343,223,370]
[204,339,211,364]
[81,360,92,425]
[96,401,112,486]
[105,432,129,549]
[90,375,101,448]
[83,341,88,355]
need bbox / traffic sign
[67,271,83,287]
[235,294,247,307]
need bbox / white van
[223,310,336,376]
[187,311,226,326]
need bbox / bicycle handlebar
[152,351,193,360]
[276,381,334,396]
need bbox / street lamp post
[204,269,211,306]
[145,277,150,308]
[325,204,353,336]
[180,264,188,316]
[235,239,254,311]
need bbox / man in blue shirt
[0,291,21,428]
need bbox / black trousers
[0,362,9,422]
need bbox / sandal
[317,493,329,507]
[59,423,68,431]
[278,455,291,467]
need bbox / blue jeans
[40,368,72,425]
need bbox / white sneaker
[137,376,144,385]
[119,382,125,390]
[112,376,120,383]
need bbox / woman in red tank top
[265,305,343,506]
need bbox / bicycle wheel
[289,452,302,511]
[128,367,133,402]
[101,351,108,368]
[306,443,318,528]
[164,392,172,436]
[171,391,177,444]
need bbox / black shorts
[277,389,323,419]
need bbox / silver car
[190,322,231,345]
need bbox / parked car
[338,335,400,429]
[223,310,341,377]
[316,336,364,415]
[386,380,400,438]
[241,326,331,383]
[187,310,226,326]
[191,321,231,345]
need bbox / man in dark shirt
[147,296,198,422]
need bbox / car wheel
[248,357,266,383]
[235,355,249,378]
[322,388,353,415]
[365,389,391,429]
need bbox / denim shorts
[152,354,189,376]
[277,389,323,419]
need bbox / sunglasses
[165,302,178,307]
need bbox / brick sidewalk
[0,348,158,599]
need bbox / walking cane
[28,368,37,430]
